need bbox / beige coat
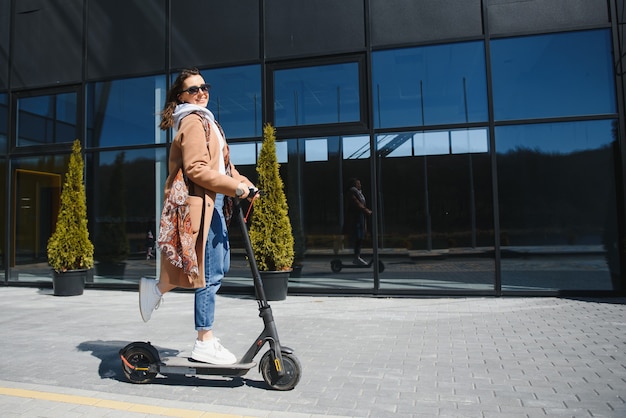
[159,113,252,288]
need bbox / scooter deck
[160,356,256,377]
[340,261,374,268]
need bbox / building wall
[0,0,624,296]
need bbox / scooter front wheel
[260,350,302,391]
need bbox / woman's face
[179,74,209,107]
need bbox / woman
[344,178,372,265]
[139,68,255,365]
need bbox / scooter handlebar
[234,188,261,205]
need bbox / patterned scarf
[157,169,199,279]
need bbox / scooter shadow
[77,340,269,389]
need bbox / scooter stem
[234,193,269,309]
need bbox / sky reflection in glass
[274,63,360,127]
[372,41,488,128]
[491,29,616,121]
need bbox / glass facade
[372,41,488,128]
[201,65,262,139]
[1,2,624,296]
[86,75,167,148]
[17,91,78,147]
[0,94,5,278]
[274,62,361,127]
[496,120,619,291]
[88,148,167,284]
[9,154,68,282]
[491,30,616,120]
[0,93,7,153]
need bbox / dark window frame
[266,54,369,138]
[11,85,84,155]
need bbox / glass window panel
[392,128,490,157]
[414,131,449,156]
[0,93,6,153]
[226,135,379,293]
[295,136,376,291]
[451,128,489,154]
[491,29,616,121]
[0,158,5,275]
[9,154,70,283]
[86,75,166,148]
[343,136,370,159]
[229,142,257,166]
[17,92,78,146]
[372,41,488,128]
[305,139,328,162]
[229,141,288,166]
[275,141,288,164]
[496,120,619,291]
[274,63,360,127]
[376,134,411,158]
[89,148,167,283]
[201,65,262,139]
[376,129,495,292]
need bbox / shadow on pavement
[77,340,267,389]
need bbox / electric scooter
[119,190,302,391]
[330,257,385,273]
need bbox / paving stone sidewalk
[0,287,625,417]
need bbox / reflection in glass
[491,29,616,121]
[225,135,379,291]
[375,129,495,291]
[343,136,370,159]
[0,93,7,153]
[374,128,489,158]
[229,142,258,166]
[305,139,328,162]
[17,92,78,146]
[9,154,70,282]
[274,63,360,127]
[372,41,488,128]
[496,120,619,291]
[200,65,262,139]
[89,148,166,282]
[86,75,166,148]
[0,159,5,275]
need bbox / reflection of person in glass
[139,67,255,365]
[145,230,154,260]
[344,178,372,265]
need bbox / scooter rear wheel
[330,259,343,273]
[260,350,302,391]
[121,346,158,384]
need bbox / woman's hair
[159,67,201,130]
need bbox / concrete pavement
[0,286,625,417]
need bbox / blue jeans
[194,194,230,330]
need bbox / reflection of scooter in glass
[330,257,384,273]
[119,190,302,391]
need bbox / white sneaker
[139,277,162,322]
[191,338,237,365]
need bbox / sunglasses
[181,83,210,95]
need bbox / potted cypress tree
[249,123,294,300]
[47,139,94,296]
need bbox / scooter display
[330,257,385,273]
[119,190,302,391]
